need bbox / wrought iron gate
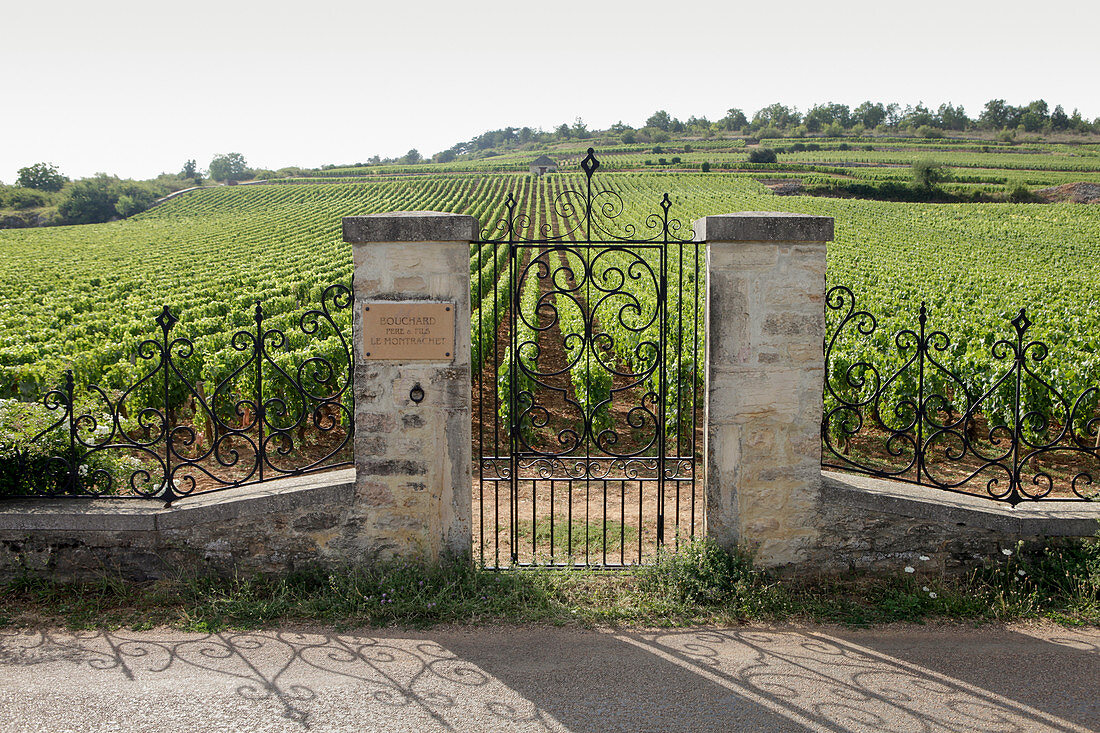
[473,150,704,567]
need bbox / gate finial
[580,148,600,181]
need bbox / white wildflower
[78,464,89,476]
[1002,548,1013,556]
[904,566,915,573]
[922,586,930,592]
[919,555,930,561]
[1018,570,1026,577]
[929,592,938,599]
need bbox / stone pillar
[342,211,477,562]
[698,212,833,568]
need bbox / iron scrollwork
[1,284,354,504]
[511,243,663,460]
[473,148,705,565]
[823,285,1100,503]
[483,148,693,245]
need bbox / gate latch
[409,383,425,404]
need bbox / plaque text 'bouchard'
[362,301,455,361]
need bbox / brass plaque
[362,301,455,361]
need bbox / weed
[2,538,1098,631]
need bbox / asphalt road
[0,622,1097,732]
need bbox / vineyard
[1,149,1099,505]
[298,137,1100,193]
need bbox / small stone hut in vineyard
[529,155,557,177]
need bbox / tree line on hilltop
[0,153,257,228]
[4,97,1097,228]
[414,98,1098,164]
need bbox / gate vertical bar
[657,230,668,548]
[509,240,519,565]
[255,302,265,483]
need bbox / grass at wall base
[2,537,1097,631]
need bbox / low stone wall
[797,471,1100,575]
[3,206,1097,581]
[0,470,362,581]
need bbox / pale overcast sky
[2,0,1097,182]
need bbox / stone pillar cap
[343,211,479,243]
[694,212,834,243]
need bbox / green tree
[57,175,157,224]
[208,153,249,182]
[114,195,143,218]
[911,159,949,192]
[720,108,747,131]
[751,103,801,130]
[979,99,1020,130]
[16,163,68,192]
[57,174,122,224]
[571,117,590,139]
[937,103,969,131]
[854,101,887,128]
[646,110,672,131]
[402,149,421,164]
[1050,105,1070,131]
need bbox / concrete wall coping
[343,211,479,243]
[822,470,1100,537]
[0,469,356,534]
[695,212,834,243]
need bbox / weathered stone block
[705,213,830,565]
[696,212,834,243]
[347,213,473,563]
[343,212,480,243]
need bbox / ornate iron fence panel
[473,149,704,567]
[0,284,354,504]
[823,284,1100,504]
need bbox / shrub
[58,175,158,224]
[917,125,945,139]
[1,186,52,210]
[700,161,710,172]
[1008,184,1036,203]
[756,126,782,139]
[0,398,132,497]
[637,538,761,605]
[670,156,681,164]
[748,148,778,164]
[911,159,949,191]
